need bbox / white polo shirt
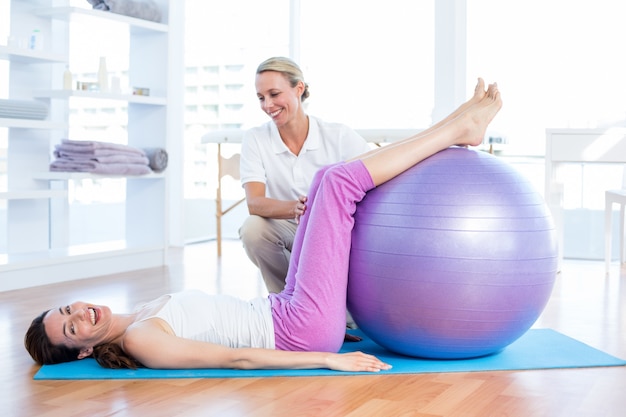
[240,115,370,200]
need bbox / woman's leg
[352,78,489,162]
[280,79,497,288]
[270,161,374,352]
[270,81,502,352]
[356,81,502,186]
[278,163,339,298]
[429,78,487,131]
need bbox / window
[467,0,626,156]
[184,0,290,134]
[182,0,290,241]
[466,1,626,258]
[182,0,433,242]
[300,0,435,129]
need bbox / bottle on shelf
[98,57,109,92]
[29,29,43,51]
[111,74,122,94]
[63,66,73,90]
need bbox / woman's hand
[294,195,308,224]
[325,351,392,373]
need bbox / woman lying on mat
[24,79,502,372]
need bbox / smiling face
[255,70,305,128]
[43,301,112,359]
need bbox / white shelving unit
[34,6,168,33]
[0,44,67,64]
[1,0,172,291]
[0,117,67,130]
[0,189,66,199]
[34,89,168,105]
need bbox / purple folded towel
[86,0,162,23]
[50,160,152,176]
[53,150,150,166]
[55,139,146,156]
[50,140,167,175]
[143,147,168,173]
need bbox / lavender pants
[269,160,375,352]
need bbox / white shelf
[0,189,67,200]
[0,117,67,129]
[33,89,167,105]
[2,0,172,292]
[0,45,67,64]
[32,171,165,180]
[34,6,168,34]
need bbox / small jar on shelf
[63,66,73,90]
[98,56,109,92]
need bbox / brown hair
[257,56,310,102]
[24,310,81,365]
[24,310,141,369]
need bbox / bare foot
[440,78,487,126]
[470,78,488,106]
[454,82,502,147]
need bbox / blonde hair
[256,56,310,102]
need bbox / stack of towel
[50,139,168,175]
[86,0,162,22]
[143,147,168,173]
[0,99,49,120]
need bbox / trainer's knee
[239,215,269,247]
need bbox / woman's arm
[123,322,390,372]
[243,182,306,221]
[208,346,390,373]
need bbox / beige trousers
[239,215,297,294]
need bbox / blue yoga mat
[33,329,625,380]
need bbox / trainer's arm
[244,182,306,221]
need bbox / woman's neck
[107,313,140,345]
[99,295,170,348]
[278,113,309,156]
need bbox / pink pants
[269,160,375,352]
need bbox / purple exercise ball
[347,147,558,359]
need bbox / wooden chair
[604,165,626,274]
[216,143,245,257]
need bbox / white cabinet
[0,0,172,291]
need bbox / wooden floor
[1,240,625,417]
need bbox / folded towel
[54,147,146,159]
[56,139,146,156]
[0,98,49,120]
[0,98,49,112]
[50,160,152,176]
[50,140,167,175]
[86,0,162,22]
[143,147,168,173]
[53,150,150,166]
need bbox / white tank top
[142,290,275,349]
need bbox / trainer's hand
[325,351,392,373]
[294,195,308,224]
